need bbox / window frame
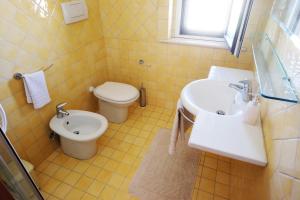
[167,0,252,55]
[173,0,231,43]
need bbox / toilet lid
[94,82,139,102]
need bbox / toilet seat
[94,82,139,104]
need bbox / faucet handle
[56,102,67,109]
[238,80,252,86]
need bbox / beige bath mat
[129,128,200,200]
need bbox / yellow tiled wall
[255,16,300,200]
[228,1,300,200]
[98,0,271,109]
[0,0,108,166]
[2,0,300,199]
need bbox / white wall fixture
[61,0,88,25]
[93,82,140,123]
[49,110,108,159]
[180,66,267,166]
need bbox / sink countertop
[189,113,267,166]
[208,66,254,82]
[187,66,267,166]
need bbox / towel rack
[13,64,54,80]
[178,108,194,124]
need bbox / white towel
[168,100,193,155]
[23,71,51,109]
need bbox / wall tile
[241,0,300,198]
[0,0,108,166]
[97,0,265,109]
[2,1,300,199]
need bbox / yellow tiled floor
[36,105,231,200]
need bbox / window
[179,0,233,38]
[174,0,254,57]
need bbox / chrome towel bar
[13,64,54,80]
[178,108,194,124]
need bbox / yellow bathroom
[0,0,299,199]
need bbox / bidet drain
[216,110,226,115]
[73,131,80,135]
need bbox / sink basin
[181,79,244,116]
[181,66,267,166]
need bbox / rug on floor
[129,128,201,200]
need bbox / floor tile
[64,171,82,186]
[53,183,72,199]
[86,180,105,197]
[81,193,98,200]
[107,173,125,188]
[42,178,61,194]
[99,185,117,200]
[84,165,101,178]
[64,188,84,200]
[74,175,93,191]
[37,105,232,200]
[73,162,90,173]
[53,167,71,181]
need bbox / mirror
[272,0,300,46]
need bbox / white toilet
[93,82,139,123]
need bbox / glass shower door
[0,128,43,200]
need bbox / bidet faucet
[229,80,252,102]
[56,102,69,118]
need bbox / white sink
[181,79,244,116]
[181,66,267,166]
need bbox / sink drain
[73,131,80,135]
[216,110,226,115]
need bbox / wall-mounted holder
[252,33,298,103]
[138,59,144,65]
[138,59,151,67]
[13,64,53,80]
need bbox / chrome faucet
[56,102,69,118]
[229,80,252,102]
